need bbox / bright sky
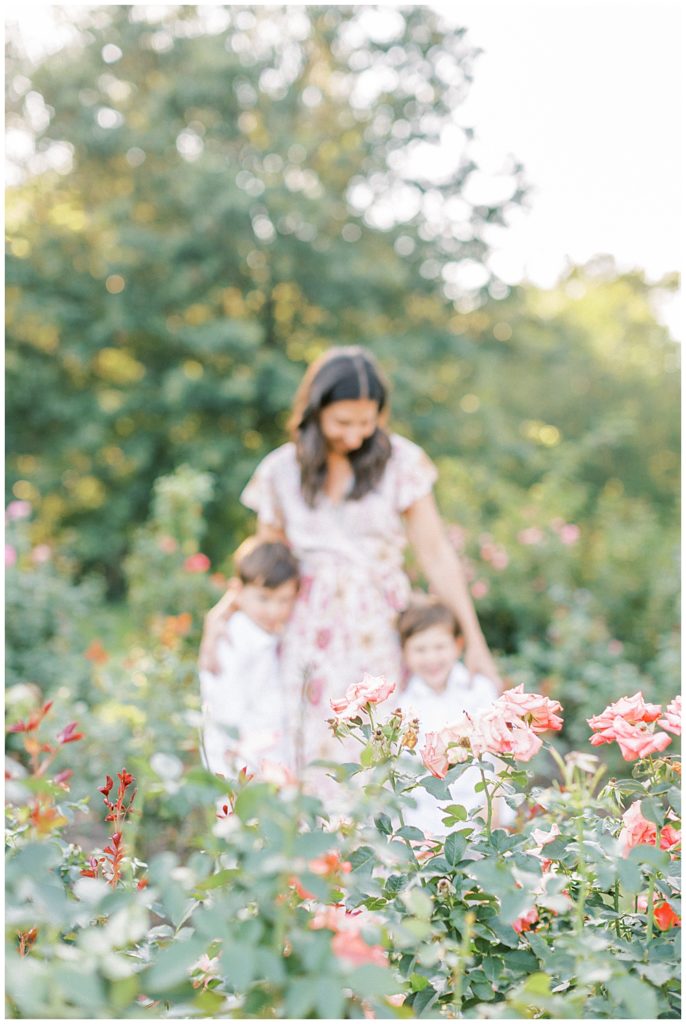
[5,1,683,339]
[433,0,682,338]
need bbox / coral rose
[332,929,388,968]
[590,717,671,761]
[658,695,681,737]
[421,732,450,779]
[512,906,538,933]
[654,900,681,931]
[471,706,543,762]
[618,801,681,857]
[330,674,396,719]
[498,684,563,733]
[588,692,662,730]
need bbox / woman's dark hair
[287,346,392,506]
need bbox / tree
[6,5,525,587]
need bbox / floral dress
[240,433,438,774]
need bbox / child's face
[238,579,298,634]
[403,624,460,692]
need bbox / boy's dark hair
[233,537,299,589]
[397,594,460,647]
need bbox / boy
[395,595,501,835]
[199,537,299,776]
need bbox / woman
[201,346,500,773]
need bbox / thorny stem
[479,768,493,837]
[645,823,662,944]
[451,911,475,1013]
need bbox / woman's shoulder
[252,442,298,475]
[386,433,438,507]
[388,432,429,458]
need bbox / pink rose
[184,552,210,573]
[491,548,509,571]
[618,801,681,857]
[311,905,363,933]
[471,580,490,599]
[588,692,662,730]
[590,717,671,761]
[518,527,544,546]
[658,695,681,736]
[330,674,396,719]
[531,823,561,849]
[471,707,543,763]
[332,929,388,968]
[158,535,178,554]
[31,544,52,564]
[512,906,538,933]
[421,732,450,779]
[5,544,17,567]
[441,713,474,764]
[6,500,31,521]
[498,685,564,733]
[559,523,580,545]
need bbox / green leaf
[347,964,398,997]
[360,744,375,768]
[500,887,535,926]
[293,831,341,858]
[627,845,671,871]
[315,975,345,1018]
[442,803,468,821]
[418,776,452,800]
[402,887,433,919]
[220,942,257,990]
[196,868,240,892]
[57,967,106,1011]
[6,840,62,880]
[410,984,438,1016]
[284,977,317,1018]
[144,936,207,992]
[375,813,393,835]
[616,856,643,894]
[350,846,376,873]
[396,825,425,841]
[384,874,407,896]
[640,797,665,827]
[607,975,658,1019]
[444,831,467,866]
[109,975,140,1012]
[410,972,429,991]
[233,783,273,822]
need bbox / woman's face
[319,399,379,455]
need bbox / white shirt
[396,662,499,836]
[199,611,290,775]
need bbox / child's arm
[199,578,242,674]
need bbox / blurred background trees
[6,5,679,700]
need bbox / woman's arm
[403,492,503,690]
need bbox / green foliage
[5,694,681,1018]
[5,507,104,699]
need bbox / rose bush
[5,679,680,1019]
